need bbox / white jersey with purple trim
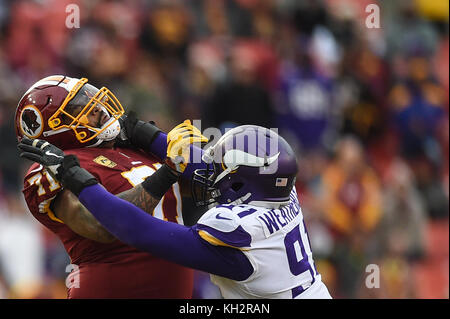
[196,187,332,299]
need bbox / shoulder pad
[197,205,241,232]
[23,164,63,223]
[195,205,251,248]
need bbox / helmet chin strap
[86,138,104,148]
[97,117,121,140]
[86,117,121,148]
[248,200,289,209]
[228,192,252,205]
[228,192,289,208]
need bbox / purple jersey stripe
[291,284,305,298]
[193,224,252,248]
[237,208,257,218]
[291,279,316,299]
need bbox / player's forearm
[146,130,167,160]
[52,190,116,244]
[78,184,253,281]
[116,184,161,215]
[116,163,179,216]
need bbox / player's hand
[115,111,137,148]
[18,137,65,179]
[18,137,98,196]
[116,111,161,150]
[165,120,208,174]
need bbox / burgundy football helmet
[15,75,124,150]
[192,125,298,208]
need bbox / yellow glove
[166,120,208,173]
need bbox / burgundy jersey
[22,146,193,298]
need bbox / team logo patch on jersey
[94,155,117,168]
[20,105,44,138]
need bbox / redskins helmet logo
[20,105,44,138]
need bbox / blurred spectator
[0,193,44,298]
[385,0,440,58]
[412,157,449,220]
[140,1,193,62]
[389,54,447,162]
[0,103,23,192]
[357,249,417,298]
[118,52,178,132]
[0,40,25,193]
[275,37,335,152]
[5,0,76,83]
[202,40,276,131]
[296,148,335,258]
[318,136,383,297]
[320,136,383,238]
[379,159,427,260]
[336,41,390,147]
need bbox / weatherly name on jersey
[257,196,301,237]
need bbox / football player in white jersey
[18,125,332,299]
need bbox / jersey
[195,187,332,299]
[22,146,193,298]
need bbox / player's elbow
[56,197,117,244]
[93,228,117,244]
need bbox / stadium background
[0,0,448,299]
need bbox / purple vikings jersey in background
[276,61,334,151]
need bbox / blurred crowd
[0,0,448,299]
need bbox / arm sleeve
[78,184,253,281]
[147,132,207,180]
[147,131,167,160]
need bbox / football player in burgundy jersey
[15,75,206,298]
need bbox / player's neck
[97,140,115,149]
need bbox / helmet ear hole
[231,182,244,192]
